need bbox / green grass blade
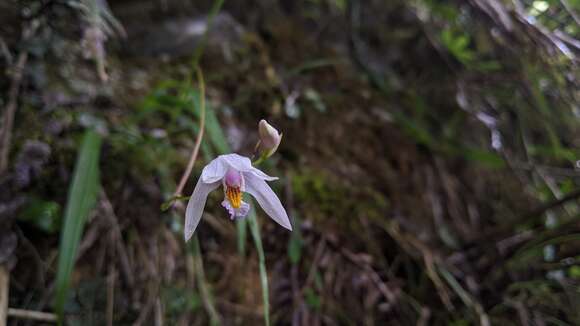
[200,99,230,154]
[247,206,270,326]
[190,235,221,325]
[54,129,102,322]
[187,90,230,154]
[237,217,248,256]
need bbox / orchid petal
[184,179,220,241]
[248,167,278,181]
[201,157,227,183]
[244,173,292,230]
[203,154,271,184]
[220,153,253,172]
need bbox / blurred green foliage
[18,198,61,233]
[162,286,202,322]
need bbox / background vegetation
[0,0,579,325]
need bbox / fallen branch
[7,308,57,323]
[100,191,135,289]
[0,49,28,174]
[0,266,8,325]
[173,67,207,198]
[0,22,38,174]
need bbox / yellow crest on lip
[226,186,242,209]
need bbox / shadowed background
[0,0,579,325]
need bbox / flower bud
[257,119,282,158]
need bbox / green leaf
[18,198,61,233]
[288,217,303,264]
[461,147,505,168]
[199,99,230,154]
[162,286,201,317]
[304,288,321,310]
[569,266,580,279]
[55,129,102,322]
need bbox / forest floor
[2,0,579,325]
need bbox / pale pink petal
[220,153,253,172]
[184,179,220,241]
[206,154,276,181]
[201,157,227,183]
[221,200,250,220]
[248,167,278,181]
[244,173,292,230]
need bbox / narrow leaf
[55,129,102,321]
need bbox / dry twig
[0,22,38,174]
[173,67,207,199]
[106,229,116,326]
[0,267,8,326]
[0,50,27,173]
[560,0,580,26]
[101,191,135,289]
[7,308,57,323]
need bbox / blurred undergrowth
[140,73,274,325]
[2,0,579,324]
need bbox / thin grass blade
[190,235,221,325]
[248,205,270,326]
[54,129,102,322]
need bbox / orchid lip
[226,185,242,208]
[224,169,242,188]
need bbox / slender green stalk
[248,207,270,326]
[237,218,248,256]
[190,236,221,325]
[191,0,226,69]
[55,129,102,323]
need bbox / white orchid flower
[184,153,292,241]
